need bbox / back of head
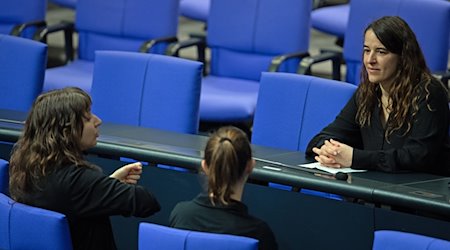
[203,126,252,205]
[9,87,93,201]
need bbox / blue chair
[373,230,450,250]
[0,0,46,38]
[9,197,73,250]
[252,72,356,196]
[50,0,77,9]
[0,159,8,195]
[300,0,450,85]
[41,0,180,93]
[179,0,210,22]
[170,0,311,123]
[0,193,12,250]
[91,51,203,134]
[138,222,258,250]
[311,3,349,44]
[0,34,47,112]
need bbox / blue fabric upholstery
[50,0,77,9]
[311,4,349,39]
[0,193,12,250]
[44,0,179,93]
[252,73,356,198]
[0,159,8,195]
[180,0,210,22]
[138,222,258,250]
[199,0,312,122]
[344,0,450,84]
[91,51,203,134]
[9,198,73,250]
[0,0,46,38]
[373,230,450,250]
[252,73,356,152]
[0,34,47,112]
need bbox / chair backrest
[343,0,450,84]
[8,198,73,250]
[0,34,47,112]
[252,72,357,151]
[91,51,203,134]
[0,193,12,250]
[179,0,210,22]
[373,230,450,250]
[75,0,179,61]
[138,222,258,250]
[0,159,9,195]
[0,192,73,250]
[50,0,77,9]
[207,0,311,81]
[0,0,46,38]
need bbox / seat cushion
[44,60,94,93]
[200,76,259,122]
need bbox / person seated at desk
[9,87,161,250]
[170,126,278,250]
[306,16,449,176]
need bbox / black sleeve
[352,81,450,173]
[305,93,363,158]
[63,166,160,218]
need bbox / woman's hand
[110,162,143,184]
[312,139,353,168]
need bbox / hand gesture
[312,139,353,168]
[110,162,143,184]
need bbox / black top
[170,194,278,250]
[22,164,160,250]
[306,79,450,176]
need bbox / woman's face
[363,29,399,88]
[80,112,102,151]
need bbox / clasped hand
[110,162,143,184]
[312,139,353,168]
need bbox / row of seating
[2,0,448,125]
[2,155,450,249]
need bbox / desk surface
[0,109,449,218]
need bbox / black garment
[170,194,278,250]
[22,164,160,250]
[306,79,450,176]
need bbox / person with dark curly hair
[306,16,449,176]
[9,87,161,250]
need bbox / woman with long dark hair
[306,16,449,175]
[9,87,160,250]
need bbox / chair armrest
[33,21,75,62]
[10,20,47,36]
[268,51,310,72]
[139,36,178,53]
[297,50,342,80]
[165,37,207,64]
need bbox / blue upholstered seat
[252,72,356,196]
[179,0,210,22]
[138,222,258,250]
[0,159,8,195]
[0,0,46,38]
[301,0,450,85]
[50,0,77,9]
[373,230,450,250]
[311,3,349,40]
[171,0,311,123]
[43,0,179,93]
[1,192,73,250]
[0,34,47,112]
[91,51,203,134]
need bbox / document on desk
[298,162,367,174]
